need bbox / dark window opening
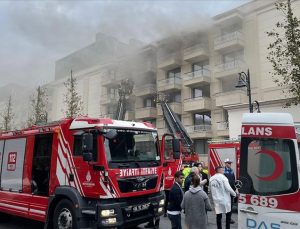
[31,133,53,196]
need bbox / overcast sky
[0,0,249,88]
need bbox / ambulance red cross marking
[255,149,284,181]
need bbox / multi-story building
[46,0,300,161]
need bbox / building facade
[46,0,300,161]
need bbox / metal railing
[184,96,210,102]
[182,67,211,80]
[214,30,243,46]
[157,77,182,87]
[217,121,229,130]
[185,124,212,132]
[215,60,244,72]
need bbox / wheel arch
[44,187,86,229]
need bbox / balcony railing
[215,60,244,73]
[214,31,243,47]
[185,124,212,132]
[157,77,182,87]
[183,67,210,80]
[217,121,229,130]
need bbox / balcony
[185,125,213,138]
[157,102,182,116]
[134,83,156,97]
[135,107,157,119]
[183,44,209,62]
[100,94,118,105]
[215,89,248,108]
[183,97,212,112]
[182,68,211,87]
[157,53,181,71]
[214,31,244,53]
[216,121,229,137]
[101,74,119,87]
[215,60,245,79]
[157,77,182,92]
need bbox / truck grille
[118,175,157,193]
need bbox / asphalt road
[0,211,238,229]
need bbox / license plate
[132,203,150,212]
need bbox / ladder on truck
[114,79,134,120]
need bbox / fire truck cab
[239,113,300,229]
[0,117,179,229]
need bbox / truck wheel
[53,199,78,229]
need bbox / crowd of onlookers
[152,159,238,229]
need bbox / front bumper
[96,192,164,228]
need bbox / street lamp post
[235,69,253,113]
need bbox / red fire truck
[238,113,300,228]
[208,140,240,178]
[0,116,180,229]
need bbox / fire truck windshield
[240,138,298,196]
[103,129,160,165]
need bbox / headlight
[101,209,115,217]
[158,207,163,213]
[102,218,117,224]
[159,199,165,206]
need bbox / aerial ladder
[157,93,199,163]
[114,79,134,120]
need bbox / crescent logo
[255,149,284,181]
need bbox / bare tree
[64,70,83,118]
[27,86,48,126]
[1,96,14,131]
[267,0,300,106]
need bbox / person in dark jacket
[195,163,209,194]
[167,171,184,229]
[223,158,236,224]
[184,166,198,192]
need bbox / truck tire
[53,199,79,229]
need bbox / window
[144,98,155,108]
[194,139,208,155]
[164,136,174,160]
[192,85,210,98]
[167,92,181,103]
[167,68,181,79]
[73,134,98,161]
[104,129,159,163]
[240,138,298,195]
[222,49,244,64]
[193,88,203,98]
[192,60,209,73]
[194,112,211,126]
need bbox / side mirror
[82,133,93,152]
[82,133,93,162]
[172,139,180,159]
[83,152,93,162]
